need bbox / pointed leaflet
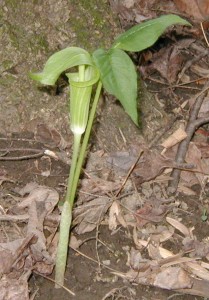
[93,48,138,125]
[30,47,93,85]
[112,14,191,52]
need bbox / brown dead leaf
[69,234,83,250]
[186,261,209,281]
[0,272,30,300]
[109,201,120,230]
[161,127,187,151]
[73,197,111,234]
[166,217,193,237]
[109,0,157,24]
[107,149,138,175]
[16,183,59,262]
[33,261,54,275]
[129,247,150,271]
[136,204,169,226]
[133,147,175,184]
[195,142,209,158]
[182,237,209,257]
[148,242,162,260]
[35,123,70,149]
[177,184,197,195]
[79,177,122,202]
[190,64,209,78]
[0,235,36,276]
[186,142,209,185]
[142,45,184,83]
[154,266,192,289]
[173,0,209,20]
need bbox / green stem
[65,133,81,207]
[55,133,81,287]
[55,200,72,287]
[70,81,102,205]
[55,81,102,287]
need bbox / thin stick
[33,271,75,296]
[115,150,143,197]
[201,22,209,48]
[0,148,44,160]
[70,246,126,275]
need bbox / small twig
[168,82,209,193]
[70,246,126,275]
[148,76,209,89]
[115,151,144,198]
[0,148,45,161]
[33,271,75,296]
[201,21,209,48]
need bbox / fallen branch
[168,82,209,193]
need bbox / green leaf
[112,14,191,52]
[93,48,138,125]
[30,47,93,85]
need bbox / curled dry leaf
[134,237,175,259]
[109,201,119,230]
[35,123,70,149]
[109,201,127,230]
[161,127,187,152]
[166,217,193,237]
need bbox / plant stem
[54,200,72,287]
[54,81,102,287]
[65,133,81,207]
[55,133,81,287]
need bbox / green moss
[68,0,119,52]
[0,74,16,87]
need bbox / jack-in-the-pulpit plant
[30,14,190,287]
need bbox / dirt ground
[1,134,206,300]
[1,1,209,300]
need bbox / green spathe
[30,47,93,85]
[67,66,100,134]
